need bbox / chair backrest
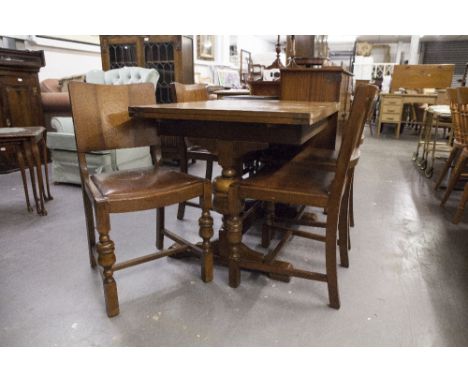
[170,82,209,102]
[333,84,379,196]
[447,88,462,143]
[69,82,158,153]
[457,87,468,145]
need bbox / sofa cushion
[86,67,159,88]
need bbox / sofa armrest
[50,117,75,134]
[47,131,77,151]
[41,92,71,113]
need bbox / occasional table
[130,99,339,283]
[0,126,52,215]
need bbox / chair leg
[95,207,119,317]
[177,202,186,221]
[452,183,468,224]
[325,208,340,309]
[441,153,467,206]
[434,147,458,190]
[156,207,165,250]
[82,190,97,268]
[227,183,242,288]
[261,201,275,248]
[199,182,214,282]
[177,137,189,220]
[205,159,213,180]
[16,146,33,212]
[349,169,355,228]
[338,178,351,268]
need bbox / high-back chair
[434,88,464,191]
[170,83,218,220]
[227,84,378,309]
[440,87,468,223]
[69,82,214,317]
[259,88,378,258]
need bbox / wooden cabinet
[377,93,438,138]
[280,67,352,148]
[0,48,45,173]
[99,35,194,103]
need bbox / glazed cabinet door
[143,36,179,103]
[100,36,145,71]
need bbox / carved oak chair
[170,83,218,220]
[440,87,468,224]
[69,82,214,317]
[260,88,378,256]
[227,85,378,309]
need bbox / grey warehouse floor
[1,129,467,346]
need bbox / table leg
[31,138,47,216]
[213,141,293,288]
[22,141,41,215]
[40,135,53,201]
[15,144,33,212]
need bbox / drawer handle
[17,77,23,82]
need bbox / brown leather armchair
[40,79,72,131]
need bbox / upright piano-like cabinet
[0,48,45,173]
[280,67,353,149]
[99,35,194,103]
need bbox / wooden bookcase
[0,48,45,173]
[99,35,194,103]
[100,35,195,161]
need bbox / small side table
[0,126,52,215]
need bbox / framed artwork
[197,35,215,61]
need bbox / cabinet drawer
[381,98,403,107]
[380,113,401,122]
[382,105,402,114]
[0,74,36,87]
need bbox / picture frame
[197,35,216,61]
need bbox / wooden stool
[0,126,52,215]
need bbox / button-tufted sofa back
[86,67,160,88]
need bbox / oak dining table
[129,99,339,287]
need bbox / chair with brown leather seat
[227,84,378,309]
[69,82,214,317]
[170,82,218,220]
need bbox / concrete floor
[1,129,467,346]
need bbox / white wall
[23,36,101,81]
